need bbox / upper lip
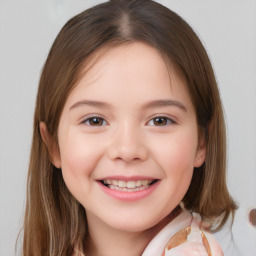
[97,175,158,181]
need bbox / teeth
[118,180,126,188]
[127,181,136,189]
[112,180,118,186]
[136,180,142,187]
[142,180,149,186]
[103,179,154,190]
[109,185,150,192]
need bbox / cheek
[156,131,197,207]
[154,130,198,172]
[59,129,102,179]
[58,129,105,205]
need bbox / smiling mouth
[100,179,158,192]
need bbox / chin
[105,214,164,233]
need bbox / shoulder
[142,210,223,256]
[191,212,224,256]
[203,230,224,256]
[142,210,192,255]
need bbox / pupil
[154,117,166,126]
[90,118,102,126]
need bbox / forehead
[65,42,192,109]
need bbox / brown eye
[84,117,106,126]
[148,117,174,126]
[154,117,167,126]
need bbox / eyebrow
[70,99,187,112]
[142,99,187,112]
[70,100,112,111]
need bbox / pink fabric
[142,210,223,256]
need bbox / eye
[83,116,107,126]
[147,116,174,126]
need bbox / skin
[40,42,206,256]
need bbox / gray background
[0,0,256,255]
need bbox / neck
[85,225,152,256]
[84,207,181,256]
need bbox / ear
[194,135,206,168]
[39,122,61,169]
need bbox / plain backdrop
[0,0,256,255]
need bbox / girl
[22,0,237,255]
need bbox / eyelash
[81,116,107,126]
[147,116,176,126]
[81,115,176,127]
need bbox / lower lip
[97,180,160,201]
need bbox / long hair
[22,0,237,255]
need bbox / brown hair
[22,0,237,255]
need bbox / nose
[107,123,148,163]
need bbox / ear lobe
[194,136,206,168]
[39,122,61,169]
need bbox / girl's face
[51,42,206,233]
